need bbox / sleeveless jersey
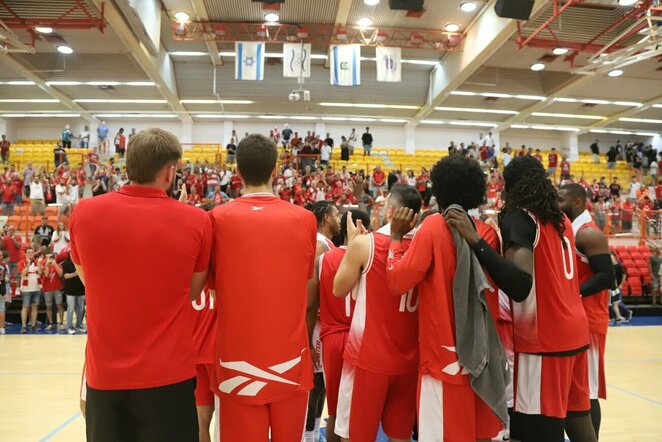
[344,226,419,375]
[319,247,355,339]
[317,232,335,252]
[192,288,217,364]
[573,215,610,335]
[512,212,589,354]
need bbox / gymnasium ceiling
[0,0,660,137]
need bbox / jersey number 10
[399,288,418,313]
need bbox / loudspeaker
[494,0,534,20]
[388,0,424,12]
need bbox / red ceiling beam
[0,0,105,32]
[516,0,584,49]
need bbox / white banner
[235,42,265,81]
[330,45,361,86]
[376,47,401,82]
[283,43,311,78]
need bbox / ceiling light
[319,102,419,109]
[357,17,373,27]
[589,129,607,134]
[653,104,662,109]
[617,0,639,5]
[290,116,318,120]
[0,99,59,103]
[609,130,633,135]
[5,81,35,85]
[170,51,208,56]
[450,91,477,96]
[93,114,178,119]
[349,117,376,122]
[87,81,121,86]
[401,59,440,66]
[264,13,279,23]
[174,11,190,22]
[553,48,569,55]
[126,81,156,86]
[379,118,408,123]
[180,99,253,104]
[530,63,545,71]
[531,112,604,120]
[635,132,658,136]
[510,125,529,129]
[460,2,477,12]
[35,27,53,34]
[47,81,81,86]
[1,113,79,118]
[435,106,518,115]
[608,69,623,77]
[258,115,286,119]
[73,99,167,104]
[444,23,461,33]
[515,94,546,100]
[620,117,662,124]
[448,121,498,127]
[555,97,578,103]
[421,120,445,125]
[195,114,250,119]
[364,0,380,5]
[322,117,348,121]
[56,45,73,54]
[481,93,512,98]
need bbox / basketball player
[558,184,614,439]
[386,156,507,442]
[304,200,340,442]
[209,134,317,442]
[307,209,371,442]
[445,156,595,442]
[333,184,421,442]
[71,129,211,442]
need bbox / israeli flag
[283,43,311,78]
[376,47,401,82]
[235,42,265,81]
[330,45,361,86]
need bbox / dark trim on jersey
[472,238,532,303]
[525,344,589,357]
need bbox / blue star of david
[244,56,255,67]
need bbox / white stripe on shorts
[515,353,542,415]
[588,333,600,400]
[80,366,87,401]
[418,375,444,442]
[214,395,221,442]
[334,363,356,439]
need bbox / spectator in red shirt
[560,155,571,180]
[417,168,430,207]
[114,128,127,159]
[621,199,634,232]
[1,179,15,215]
[42,252,64,331]
[0,135,10,164]
[3,225,21,285]
[371,166,386,197]
[70,128,211,440]
[547,147,559,176]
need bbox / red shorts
[321,331,348,416]
[588,332,607,400]
[417,375,503,441]
[513,350,590,419]
[219,391,308,442]
[195,363,217,407]
[335,363,417,442]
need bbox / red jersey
[41,263,63,292]
[1,184,15,203]
[372,170,386,186]
[548,153,558,168]
[319,247,354,339]
[511,212,589,354]
[573,220,609,335]
[561,161,571,175]
[3,235,21,262]
[192,288,216,364]
[345,226,419,375]
[317,232,335,252]
[209,193,316,405]
[416,175,428,193]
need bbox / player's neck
[319,227,333,240]
[243,183,274,195]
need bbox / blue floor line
[39,411,82,442]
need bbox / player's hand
[444,209,481,247]
[178,185,188,203]
[391,207,417,241]
[346,211,367,244]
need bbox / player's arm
[575,228,614,297]
[445,209,533,303]
[315,242,327,259]
[307,256,321,347]
[190,214,212,301]
[386,208,432,295]
[333,235,369,297]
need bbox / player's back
[344,226,419,376]
[210,193,317,404]
[319,247,354,339]
[576,222,610,335]
[513,212,589,354]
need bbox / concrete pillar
[404,123,417,154]
[562,132,579,160]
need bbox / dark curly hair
[305,201,335,226]
[500,155,566,244]
[430,155,486,210]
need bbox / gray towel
[444,204,510,425]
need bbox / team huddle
[71,130,613,442]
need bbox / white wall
[6,117,658,153]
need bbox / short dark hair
[339,209,371,244]
[560,183,588,206]
[430,156,485,210]
[126,128,182,184]
[237,134,277,186]
[389,184,422,214]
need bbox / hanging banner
[235,41,265,81]
[329,44,361,86]
[283,43,312,78]
[376,47,401,82]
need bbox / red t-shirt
[345,226,419,375]
[575,222,609,335]
[372,170,386,186]
[192,287,216,364]
[70,185,212,390]
[548,153,558,168]
[41,263,63,292]
[1,184,15,203]
[209,193,316,405]
[3,235,21,263]
[417,175,428,193]
[319,247,355,339]
[561,161,571,175]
